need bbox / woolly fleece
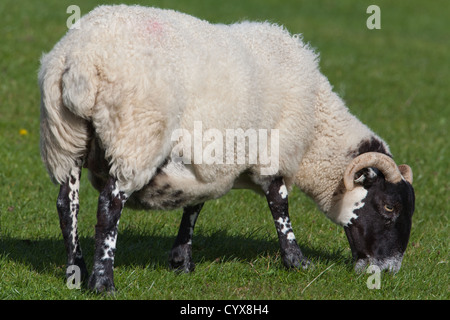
[39,5,388,224]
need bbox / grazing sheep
[39,5,415,292]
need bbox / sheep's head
[334,152,415,273]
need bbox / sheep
[39,5,415,292]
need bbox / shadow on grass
[0,229,351,276]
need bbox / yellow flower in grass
[19,129,28,136]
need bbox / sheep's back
[55,5,322,192]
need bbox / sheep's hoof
[283,255,311,270]
[170,259,196,273]
[169,244,195,273]
[88,274,116,293]
[282,248,311,270]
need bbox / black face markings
[350,137,391,158]
[342,135,415,272]
[344,176,415,272]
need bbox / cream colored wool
[39,5,389,224]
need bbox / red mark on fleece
[146,20,163,35]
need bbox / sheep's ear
[399,164,413,184]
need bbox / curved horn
[344,152,403,191]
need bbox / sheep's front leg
[88,177,128,293]
[57,167,88,283]
[265,177,310,269]
[169,203,204,273]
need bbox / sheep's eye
[384,204,394,212]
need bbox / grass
[0,0,448,300]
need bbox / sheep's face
[342,167,415,273]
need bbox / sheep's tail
[39,49,97,185]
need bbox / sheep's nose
[354,254,403,273]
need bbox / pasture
[0,0,448,300]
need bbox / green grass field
[0,0,448,300]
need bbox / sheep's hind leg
[57,167,89,284]
[169,203,204,273]
[265,177,310,269]
[88,177,128,293]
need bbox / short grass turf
[0,0,448,300]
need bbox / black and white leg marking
[169,203,204,273]
[88,177,128,293]
[265,177,310,269]
[57,167,88,281]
